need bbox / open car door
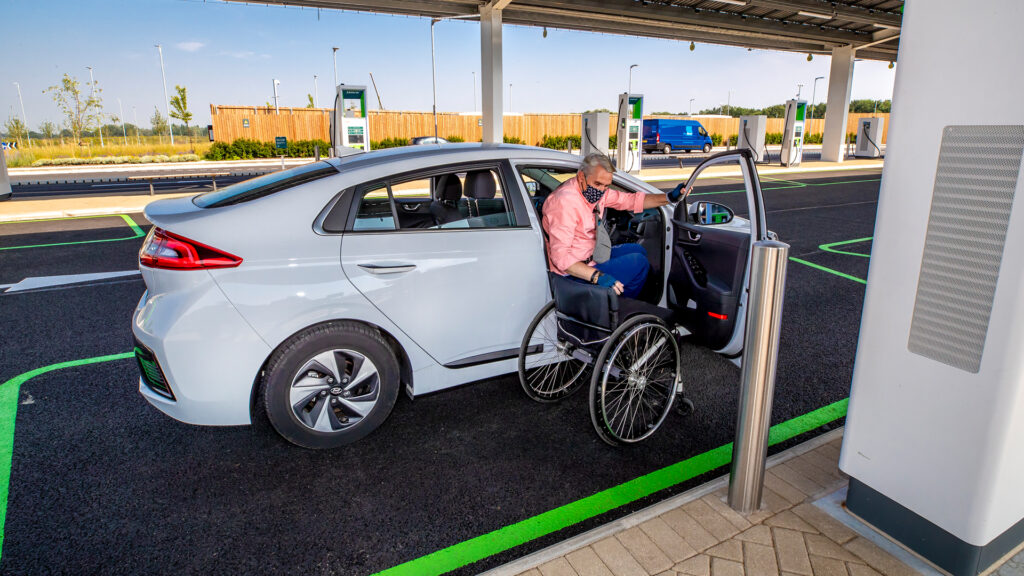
[666,149,769,356]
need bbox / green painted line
[0,354,847,575]
[0,214,145,251]
[373,397,849,576]
[819,237,873,258]
[789,257,866,285]
[0,352,135,560]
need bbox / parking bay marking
[789,237,874,285]
[0,352,849,572]
[2,270,141,293]
[0,214,145,251]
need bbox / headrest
[437,175,462,203]
[464,171,497,200]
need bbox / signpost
[275,137,287,149]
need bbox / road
[0,170,878,575]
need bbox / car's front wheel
[263,322,399,449]
[703,143,713,153]
[662,144,672,155]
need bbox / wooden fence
[210,105,889,146]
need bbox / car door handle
[687,231,702,242]
[358,264,417,275]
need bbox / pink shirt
[542,177,645,275]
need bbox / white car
[132,144,769,448]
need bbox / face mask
[581,184,605,204]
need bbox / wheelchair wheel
[589,315,680,446]
[518,301,589,403]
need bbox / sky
[1,0,898,130]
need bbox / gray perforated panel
[908,125,1024,373]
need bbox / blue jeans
[595,244,650,299]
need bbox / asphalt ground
[0,169,879,575]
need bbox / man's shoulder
[548,180,581,205]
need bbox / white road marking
[3,270,141,293]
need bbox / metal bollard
[315,145,320,162]
[728,240,790,514]
[0,145,11,199]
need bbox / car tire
[662,144,672,155]
[262,321,400,449]
[703,143,712,153]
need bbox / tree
[168,85,193,142]
[45,73,104,144]
[4,116,27,147]
[306,94,315,108]
[39,120,58,141]
[151,106,169,143]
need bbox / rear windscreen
[193,162,338,208]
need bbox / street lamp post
[689,98,695,116]
[332,47,339,89]
[628,64,638,94]
[430,19,439,139]
[313,75,319,108]
[273,79,281,114]
[118,98,128,145]
[726,90,732,116]
[132,106,141,145]
[155,45,174,145]
[509,83,513,113]
[472,71,476,114]
[809,76,824,133]
[12,82,31,147]
[429,15,478,140]
[796,83,804,100]
[86,66,104,147]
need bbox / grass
[4,137,212,167]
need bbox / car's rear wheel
[263,322,399,449]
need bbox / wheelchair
[518,272,694,446]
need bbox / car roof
[325,143,581,172]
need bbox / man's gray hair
[580,153,615,177]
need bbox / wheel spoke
[338,396,375,418]
[311,350,343,382]
[345,355,378,390]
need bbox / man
[542,153,683,298]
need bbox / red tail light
[656,133,660,143]
[140,228,242,270]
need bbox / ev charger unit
[738,115,768,163]
[581,112,610,158]
[780,99,807,167]
[854,117,885,158]
[617,93,643,174]
[331,84,371,155]
[840,1,1024,575]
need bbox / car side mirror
[690,201,734,225]
[524,181,539,194]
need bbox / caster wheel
[675,396,695,417]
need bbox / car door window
[348,166,517,232]
[516,166,577,216]
[353,184,396,231]
[424,168,513,229]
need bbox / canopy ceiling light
[715,0,748,6]
[797,9,834,19]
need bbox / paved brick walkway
[500,431,1020,576]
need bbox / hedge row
[203,138,331,160]
[32,154,200,167]
[536,134,618,150]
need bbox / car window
[348,165,518,232]
[193,162,336,208]
[353,184,396,231]
[516,166,578,216]
[698,126,708,137]
[419,168,514,230]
